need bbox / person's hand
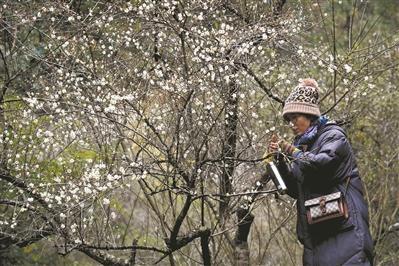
[268,141,279,153]
[263,134,279,164]
[279,140,299,155]
[267,134,279,153]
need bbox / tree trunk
[234,208,254,266]
[220,75,239,218]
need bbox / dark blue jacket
[279,122,373,265]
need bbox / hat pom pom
[299,78,319,89]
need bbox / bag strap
[343,176,351,197]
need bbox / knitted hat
[282,78,321,120]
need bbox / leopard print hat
[282,78,321,120]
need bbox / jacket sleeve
[291,130,349,175]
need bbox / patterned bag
[304,191,349,225]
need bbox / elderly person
[268,79,373,265]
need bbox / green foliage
[0,243,97,266]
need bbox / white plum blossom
[84,187,92,194]
[103,198,110,205]
[344,64,352,73]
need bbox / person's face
[286,113,312,136]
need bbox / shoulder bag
[304,177,350,225]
